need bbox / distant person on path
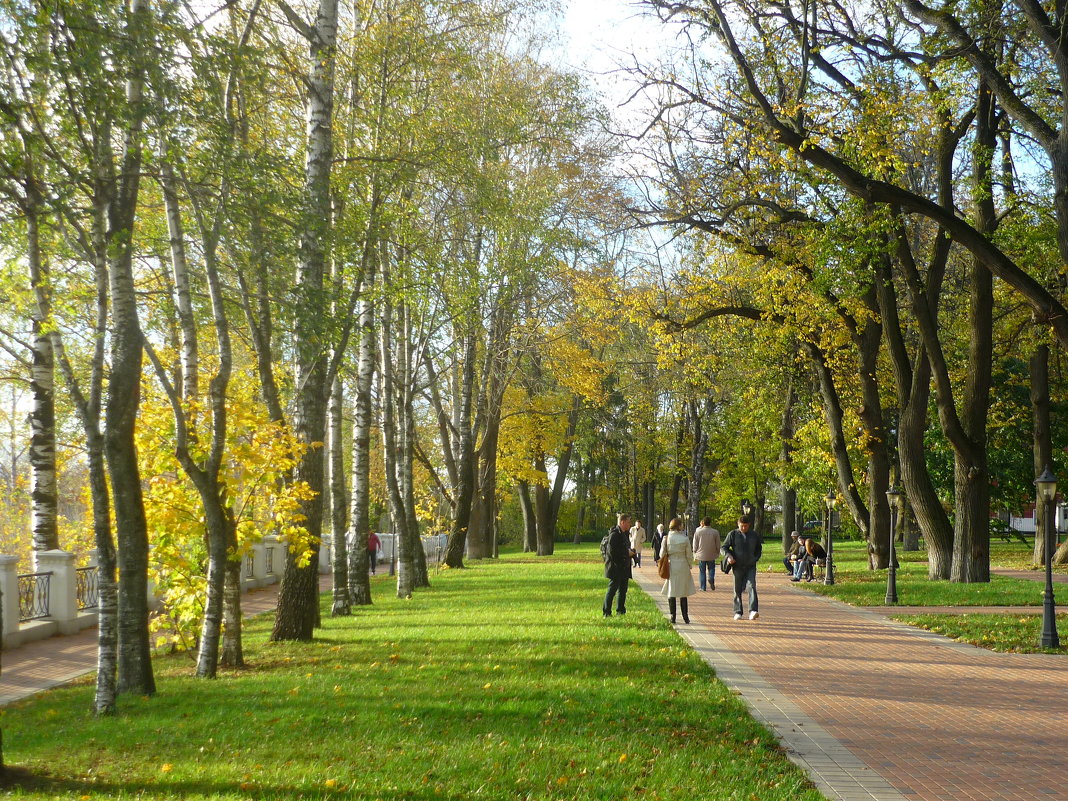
[661,517,697,623]
[722,515,762,620]
[651,523,665,563]
[603,513,634,617]
[784,530,802,574]
[692,517,721,591]
[630,519,647,567]
[368,532,381,575]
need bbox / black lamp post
[885,484,902,604]
[741,498,752,518]
[824,489,836,585]
[1035,466,1060,649]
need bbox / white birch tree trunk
[26,187,59,556]
[271,0,339,641]
[328,374,351,615]
[348,266,376,605]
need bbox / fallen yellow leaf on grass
[160,763,173,773]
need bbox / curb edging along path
[632,566,1068,801]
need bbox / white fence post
[34,550,78,634]
[249,541,266,588]
[0,555,19,645]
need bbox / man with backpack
[602,512,634,617]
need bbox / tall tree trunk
[153,142,237,677]
[573,455,589,544]
[379,291,414,598]
[1031,344,1052,566]
[684,398,711,531]
[877,114,958,577]
[272,0,339,640]
[949,78,996,583]
[533,397,580,555]
[643,480,656,539]
[27,197,59,556]
[780,377,797,551]
[329,375,351,615]
[803,341,870,532]
[668,418,684,521]
[442,331,477,568]
[160,157,198,400]
[220,513,243,668]
[107,0,154,696]
[398,307,428,589]
[518,480,537,552]
[347,267,376,605]
[48,203,116,711]
[854,312,891,569]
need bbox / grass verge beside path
[786,540,1068,653]
[2,544,825,801]
[794,541,1051,606]
[891,613,1068,654]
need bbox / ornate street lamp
[824,488,837,586]
[741,498,753,518]
[1035,466,1060,649]
[885,484,903,604]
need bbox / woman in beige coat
[660,517,697,623]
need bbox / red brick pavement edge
[633,565,1068,801]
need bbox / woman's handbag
[657,555,670,579]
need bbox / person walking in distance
[721,515,762,620]
[630,519,647,567]
[692,517,721,591]
[650,522,665,563]
[661,517,697,623]
[367,531,381,575]
[603,513,634,617]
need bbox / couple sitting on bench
[785,531,826,582]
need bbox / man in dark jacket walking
[721,515,762,620]
[603,513,634,617]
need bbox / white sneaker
[749,611,759,620]
[733,613,742,620]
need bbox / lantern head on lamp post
[741,498,752,518]
[1035,466,1060,649]
[824,489,837,585]
[885,484,903,604]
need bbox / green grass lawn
[789,539,1056,606]
[782,538,1068,653]
[1,545,826,800]
[891,612,1068,654]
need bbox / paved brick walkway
[0,575,332,706]
[633,566,1068,801]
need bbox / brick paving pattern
[633,565,1068,801]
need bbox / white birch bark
[328,374,350,615]
[272,0,339,641]
[160,156,198,401]
[26,184,59,555]
[347,266,376,605]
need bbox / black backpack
[600,532,612,564]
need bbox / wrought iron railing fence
[76,566,99,610]
[18,572,52,621]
